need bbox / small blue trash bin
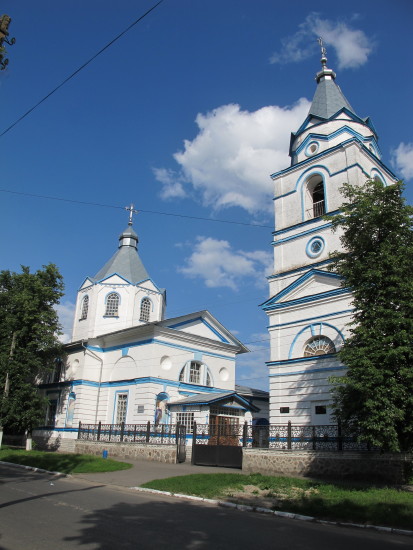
[102,450,108,459]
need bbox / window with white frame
[105,293,119,317]
[115,393,128,424]
[179,361,212,386]
[140,297,151,322]
[303,336,335,357]
[80,295,89,320]
[176,412,194,433]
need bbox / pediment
[262,269,344,310]
[162,311,247,350]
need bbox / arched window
[105,293,119,317]
[306,175,325,219]
[80,295,89,320]
[140,297,151,322]
[179,361,212,386]
[303,336,335,357]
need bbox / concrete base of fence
[242,449,413,484]
[74,441,178,464]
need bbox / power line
[0,188,273,228]
[0,0,165,138]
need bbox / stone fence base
[243,449,412,484]
[75,441,177,464]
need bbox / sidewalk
[73,458,244,488]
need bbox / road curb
[131,486,413,537]
[0,460,68,478]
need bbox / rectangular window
[280,407,290,414]
[45,400,58,426]
[315,405,327,415]
[137,405,145,414]
[176,412,194,433]
[115,393,128,424]
[189,362,201,384]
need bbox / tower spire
[315,36,336,83]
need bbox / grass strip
[0,448,132,474]
[141,473,413,530]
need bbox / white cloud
[179,237,272,290]
[55,300,75,343]
[270,13,375,70]
[391,142,413,181]
[152,167,187,199]
[155,100,310,215]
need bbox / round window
[306,236,325,258]
[306,142,319,156]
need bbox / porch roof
[168,391,259,412]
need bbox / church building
[39,208,265,443]
[262,45,399,425]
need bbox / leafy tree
[0,264,64,445]
[329,179,413,452]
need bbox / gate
[191,421,245,469]
[176,422,187,463]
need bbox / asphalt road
[0,464,411,550]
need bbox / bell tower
[262,42,399,424]
[72,205,166,341]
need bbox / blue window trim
[288,322,345,359]
[306,236,325,258]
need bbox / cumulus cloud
[270,13,375,70]
[155,99,310,215]
[55,300,75,343]
[179,237,273,290]
[391,142,413,181]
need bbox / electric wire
[0,188,273,228]
[0,0,165,138]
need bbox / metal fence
[247,422,374,451]
[78,420,375,452]
[77,421,179,445]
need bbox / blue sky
[1,0,412,390]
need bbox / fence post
[337,419,343,451]
[146,421,151,443]
[77,421,82,439]
[120,421,125,442]
[97,421,102,441]
[133,424,137,442]
[287,421,292,450]
[312,425,316,450]
[243,421,248,448]
[191,422,197,465]
[175,422,180,445]
[108,424,112,442]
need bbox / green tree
[0,264,64,445]
[329,179,413,452]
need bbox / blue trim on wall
[266,353,337,366]
[272,224,332,246]
[288,322,345,359]
[268,309,353,329]
[167,317,229,344]
[272,212,340,236]
[261,268,342,308]
[85,338,235,361]
[70,376,227,394]
[262,287,349,312]
[267,259,333,280]
[269,365,346,377]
